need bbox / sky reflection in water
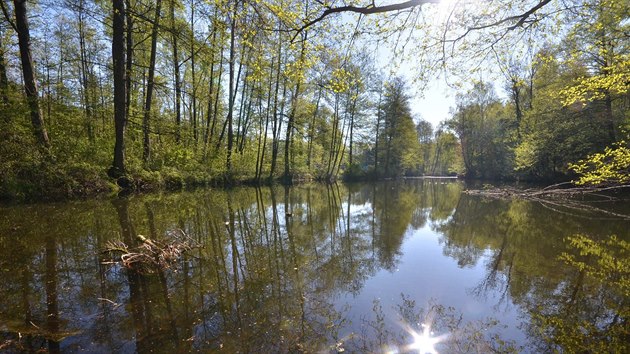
[0,179,627,353]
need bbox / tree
[109,0,127,178]
[558,0,629,143]
[377,77,420,177]
[2,0,50,148]
[416,118,433,174]
[514,48,613,181]
[569,139,630,186]
[448,81,514,179]
[430,127,462,176]
[170,0,183,142]
[142,0,162,163]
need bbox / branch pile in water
[102,229,199,273]
[463,182,630,220]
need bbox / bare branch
[295,0,553,44]
[446,0,553,43]
[295,0,439,37]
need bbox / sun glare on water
[383,321,449,354]
[407,323,444,354]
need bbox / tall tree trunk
[110,0,127,178]
[171,0,182,142]
[269,28,284,180]
[510,77,522,140]
[190,0,197,144]
[238,83,255,153]
[125,0,133,119]
[270,78,286,180]
[326,94,340,179]
[256,59,275,181]
[55,20,65,104]
[209,42,225,150]
[142,0,162,163]
[348,86,358,167]
[235,66,249,151]
[203,10,218,151]
[226,4,239,173]
[332,95,351,177]
[283,32,307,183]
[254,82,265,180]
[307,85,322,168]
[77,0,93,141]
[218,33,245,156]
[374,90,382,175]
[604,92,615,143]
[13,0,50,148]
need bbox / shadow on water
[0,179,627,352]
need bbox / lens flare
[404,322,448,354]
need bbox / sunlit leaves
[530,233,630,353]
[327,67,354,93]
[558,57,630,106]
[569,140,630,186]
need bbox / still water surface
[0,179,628,353]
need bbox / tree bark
[77,0,94,141]
[125,0,133,119]
[269,27,284,180]
[13,0,50,148]
[306,85,321,168]
[190,0,197,144]
[226,4,237,173]
[283,32,307,183]
[110,0,127,178]
[510,77,522,140]
[203,8,218,151]
[170,0,182,143]
[374,89,382,175]
[142,0,162,163]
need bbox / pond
[0,179,628,353]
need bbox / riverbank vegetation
[0,0,628,200]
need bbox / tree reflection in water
[351,295,518,353]
[0,180,627,352]
[436,192,629,353]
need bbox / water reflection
[0,180,627,352]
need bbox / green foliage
[431,130,464,176]
[448,81,516,179]
[558,0,630,106]
[436,191,629,352]
[529,234,630,353]
[561,234,629,297]
[1,0,627,199]
[569,140,630,185]
[375,77,421,177]
[559,58,630,106]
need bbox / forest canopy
[0,0,628,199]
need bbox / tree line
[446,0,628,182]
[0,0,627,199]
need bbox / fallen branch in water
[102,229,200,273]
[463,183,630,220]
